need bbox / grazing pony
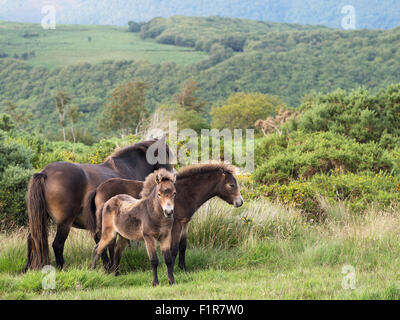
[25,139,173,271]
[86,163,243,271]
[91,169,176,286]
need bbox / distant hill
[0,16,399,140]
[0,0,399,29]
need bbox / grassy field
[0,21,208,68]
[0,199,399,300]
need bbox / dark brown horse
[92,169,177,286]
[25,139,174,270]
[86,163,243,271]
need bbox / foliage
[128,21,141,33]
[295,85,400,143]
[173,79,206,113]
[99,81,149,137]
[1,19,400,139]
[253,131,397,185]
[211,92,286,131]
[0,130,34,227]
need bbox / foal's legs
[143,235,159,286]
[93,233,112,272]
[91,230,117,270]
[112,237,129,276]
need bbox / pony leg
[170,221,183,267]
[160,233,175,285]
[144,235,159,286]
[23,232,33,273]
[91,236,114,270]
[178,223,190,271]
[112,237,129,276]
[93,233,111,272]
[107,239,116,268]
[52,223,72,269]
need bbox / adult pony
[25,139,174,270]
[87,163,243,271]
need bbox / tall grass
[1,198,399,299]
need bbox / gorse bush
[295,85,400,144]
[253,131,397,184]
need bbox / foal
[89,163,243,271]
[91,169,176,286]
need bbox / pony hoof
[152,280,159,287]
[169,279,175,285]
[179,264,187,271]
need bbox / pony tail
[26,173,50,270]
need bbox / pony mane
[140,168,176,198]
[177,162,236,180]
[109,139,166,159]
[103,139,173,171]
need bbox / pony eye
[229,184,235,188]
[158,192,161,197]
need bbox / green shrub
[253,131,397,184]
[295,85,400,144]
[244,170,400,215]
[0,166,34,227]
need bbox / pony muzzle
[234,195,244,208]
[163,206,174,217]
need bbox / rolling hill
[0,0,399,29]
[0,16,399,140]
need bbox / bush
[211,92,286,131]
[244,170,400,215]
[0,166,35,227]
[295,85,400,144]
[128,21,141,33]
[253,131,397,184]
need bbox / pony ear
[172,174,176,183]
[219,167,226,175]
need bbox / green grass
[0,21,208,68]
[0,199,399,299]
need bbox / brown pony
[87,163,243,271]
[25,139,173,271]
[91,169,176,286]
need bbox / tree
[128,21,141,33]
[54,91,71,142]
[255,108,300,136]
[173,79,205,113]
[68,104,81,143]
[4,101,32,128]
[211,92,286,131]
[100,81,149,137]
[0,114,15,132]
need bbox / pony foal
[91,169,176,286]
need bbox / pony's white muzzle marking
[234,195,244,208]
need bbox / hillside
[0,17,400,139]
[0,21,207,68]
[1,0,399,29]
